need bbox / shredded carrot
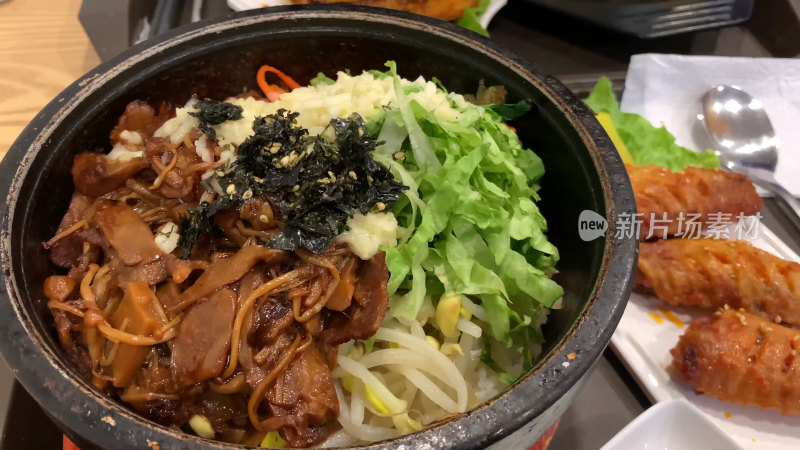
[257,65,301,101]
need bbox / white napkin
[620,53,800,196]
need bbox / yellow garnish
[596,112,634,165]
[425,335,440,350]
[389,342,399,349]
[436,295,461,338]
[341,374,355,393]
[260,431,287,448]
[364,384,391,414]
[188,415,215,439]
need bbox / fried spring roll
[637,239,800,326]
[627,164,762,240]
[671,310,800,415]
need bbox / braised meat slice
[171,288,236,387]
[94,201,162,265]
[320,252,389,346]
[171,245,287,313]
[72,152,149,197]
[110,100,169,143]
[44,194,93,268]
[266,344,339,447]
[249,294,295,350]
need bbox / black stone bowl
[0,6,636,449]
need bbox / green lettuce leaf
[310,72,335,86]
[375,62,563,362]
[585,76,720,171]
[488,100,533,121]
[457,0,491,37]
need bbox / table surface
[1,0,799,449]
[0,0,100,437]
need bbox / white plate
[227,0,508,30]
[601,399,742,450]
[611,226,800,449]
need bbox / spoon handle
[749,175,800,230]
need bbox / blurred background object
[74,0,800,98]
[527,0,756,38]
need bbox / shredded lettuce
[488,100,533,121]
[457,0,491,37]
[309,72,335,86]
[585,76,720,171]
[376,62,562,358]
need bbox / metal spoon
[699,85,800,226]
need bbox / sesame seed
[269,142,282,154]
[376,202,386,211]
[723,304,730,310]
[226,184,236,195]
[292,185,300,192]
[280,155,290,166]
[349,170,357,180]
[394,151,405,160]
[259,215,269,223]
[775,315,782,323]
[328,171,336,181]
[242,189,253,200]
[215,170,226,177]
[367,175,374,184]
